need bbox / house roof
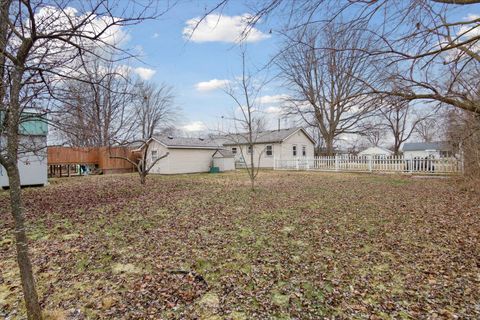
[153,135,221,149]
[402,141,451,152]
[217,127,315,146]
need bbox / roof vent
[167,135,173,139]
[199,137,204,141]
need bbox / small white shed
[358,146,393,158]
[212,149,235,172]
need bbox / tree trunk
[140,172,146,185]
[6,164,43,320]
[325,138,335,156]
[249,144,255,191]
[393,139,401,156]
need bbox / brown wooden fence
[48,146,137,175]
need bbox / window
[302,145,306,157]
[151,150,158,161]
[247,145,253,154]
[231,147,237,155]
[266,145,273,156]
[292,145,297,157]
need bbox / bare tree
[53,58,136,147]
[415,117,441,143]
[221,51,266,190]
[134,81,176,140]
[360,121,386,147]
[445,107,480,177]
[208,1,480,115]
[277,23,378,155]
[379,97,435,155]
[0,2,159,318]
[111,80,176,185]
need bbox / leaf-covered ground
[0,171,479,319]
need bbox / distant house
[144,135,235,174]
[217,127,316,168]
[402,141,454,159]
[1,114,48,188]
[358,146,393,158]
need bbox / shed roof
[212,149,235,158]
[402,141,451,152]
[217,127,315,145]
[359,146,393,155]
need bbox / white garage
[145,135,235,174]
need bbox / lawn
[0,171,479,319]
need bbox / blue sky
[107,1,480,136]
[122,1,282,133]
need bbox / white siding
[229,129,315,168]
[0,136,47,187]
[147,140,217,174]
[213,157,235,172]
[403,150,441,159]
[279,130,315,161]
[358,147,393,157]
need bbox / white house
[1,114,48,188]
[358,146,393,158]
[218,127,316,168]
[144,135,235,174]
[402,141,453,159]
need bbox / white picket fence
[274,156,462,174]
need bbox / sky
[53,0,480,142]
[120,1,285,134]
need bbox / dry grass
[0,171,479,319]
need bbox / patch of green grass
[27,221,49,241]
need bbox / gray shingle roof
[153,135,221,149]
[213,149,235,157]
[402,141,451,152]
[216,127,314,145]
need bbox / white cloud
[459,14,480,36]
[183,14,270,43]
[182,121,207,132]
[152,32,160,38]
[443,14,480,62]
[256,94,290,105]
[134,67,156,80]
[195,79,230,92]
[265,106,282,114]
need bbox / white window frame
[231,147,237,155]
[247,145,253,154]
[292,145,297,157]
[302,145,307,157]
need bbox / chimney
[278,118,281,131]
